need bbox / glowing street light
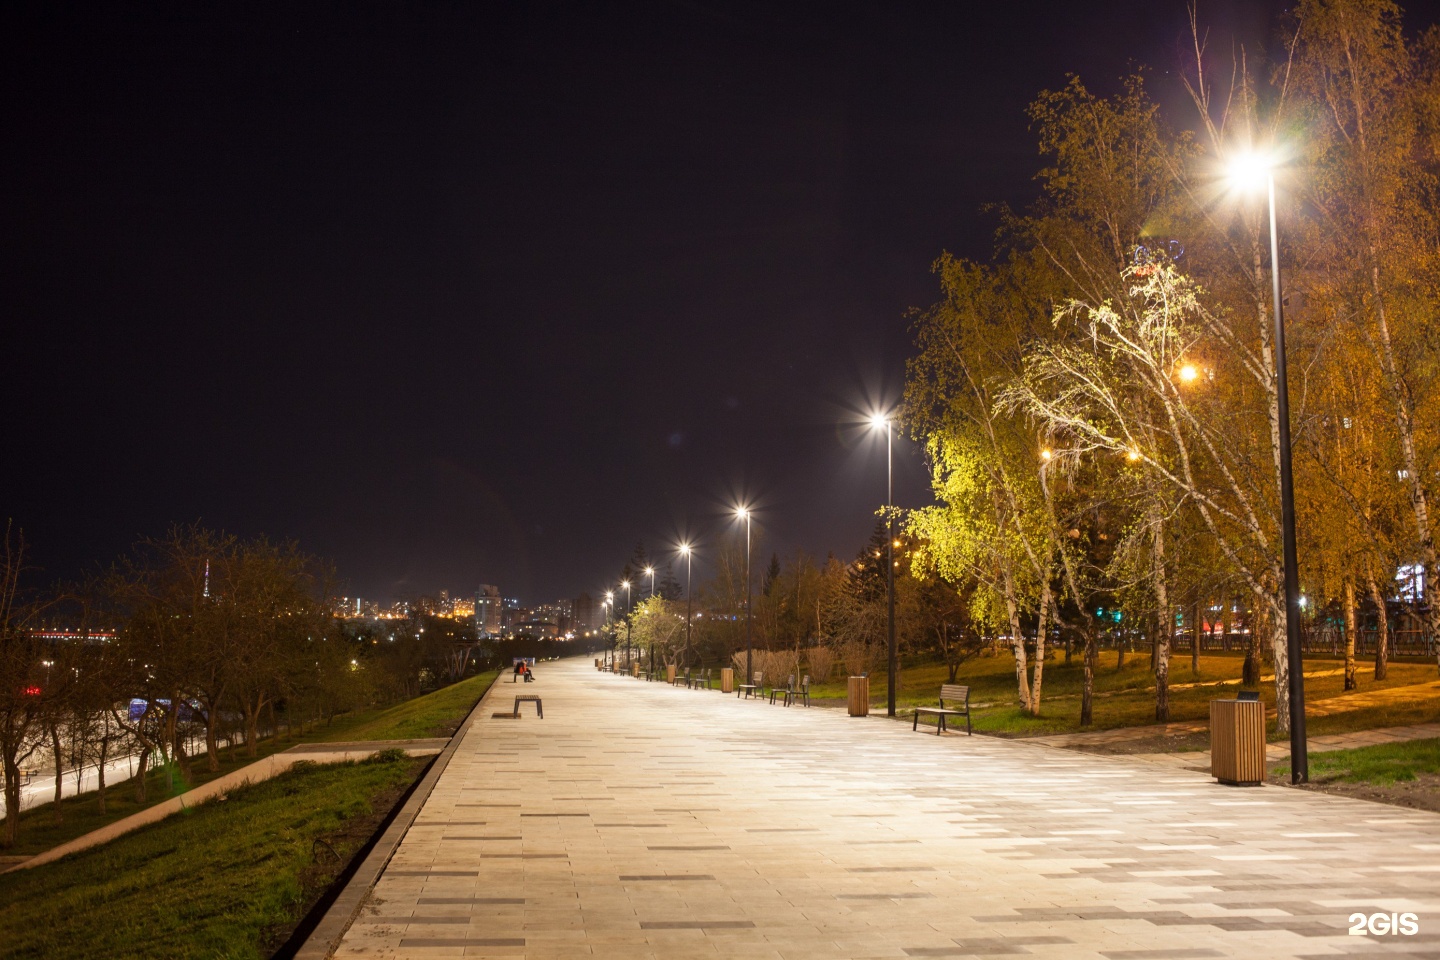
[1178,363,1199,383]
[1226,147,1308,784]
[870,411,898,717]
[645,566,655,598]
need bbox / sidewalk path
[331,658,1440,959]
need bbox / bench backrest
[939,684,970,707]
[800,675,810,689]
[753,672,763,684]
[785,674,795,687]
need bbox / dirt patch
[260,756,428,955]
[1271,771,1440,815]
[1067,731,1213,755]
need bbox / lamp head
[735,506,749,520]
[679,543,690,555]
[621,580,630,590]
[1226,151,1275,192]
[868,412,889,430]
[1178,363,1199,383]
[644,566,654,576]
[1040,448,1053,461]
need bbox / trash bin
[848,676,870,717]
[631,662,640,677]
[720,668,734,693]
[667,664,677,684]
[1211,696,1266,785]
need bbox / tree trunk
[1368,571,1389,681]
[1000,565,1032,713]
[1079,630,1097,726]
[1032,576,1051,716]
[1244,600,1263,688]
[96,721,109,815]
[1192,600,1201,673]
[1272,596,1291,736]
[2,755,21,846]
[1151,511,1171,723]
[50,724,64,825]
[1343,578,1357,691]
[244,701,260,758]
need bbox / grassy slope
[1274,737,1440,784]
[806,653,1439,739]
[0,754,426,960]
[3,669,497,858]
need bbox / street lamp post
[604,593,614,668]
[622,579,632,670]
[1230,152,1307,784]
[871,413,897,717]
[680,543,693,663]
[737,507,752,682]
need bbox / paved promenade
[331,658,1440,958]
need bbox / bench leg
[937,714,945,735]
[966,713,971,736]
[913,712,919,731]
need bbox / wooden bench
[737,671,763,699]
[768,674,796,704]
[912,684,971,735]
[791,675,813,707]
[689,667,712,690]
[513,695,543,718]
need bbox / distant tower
[203,559,211,598]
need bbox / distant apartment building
[475,584,502,637]
[534,599,574,633]
[572,593,602,633]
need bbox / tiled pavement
[331,658,1440,959]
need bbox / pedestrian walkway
[327,658,1440,959]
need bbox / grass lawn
[2,669,497,858]
[804,652,1439,739]
[1274,738,1440,784]
[0,752,427,960]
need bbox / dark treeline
[0,523,491,847]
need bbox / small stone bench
[513,695,543,718]
[912,684,971,735]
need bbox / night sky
[4,1,1288,604]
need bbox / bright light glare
[1127,448,1141,462]
[621,580,630,589]
[869,412,889,430]
[644,567,654,576]
[1226,151,1275,191]
[679,543,690,555]
[1040,448,1053,461]
[1178,364,1199,383]
[735,506,749,519]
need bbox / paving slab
[330,658,1440,958]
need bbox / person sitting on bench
[521,662,535,682]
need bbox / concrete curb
[293,672,502,960]
[3,740,447,874]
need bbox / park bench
[513,694,543,718]
[690,667,712,690]
[789,675,813,707]
[674,667,690,687]
[768,674,796,704]
[737,671,763,699]
[912,684,971,735]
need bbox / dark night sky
[3,1,1291,604]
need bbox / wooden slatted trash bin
[720,668,734,693]
[1211,697,1266,785]
[848,676,870,717]
[667,664,677,683]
